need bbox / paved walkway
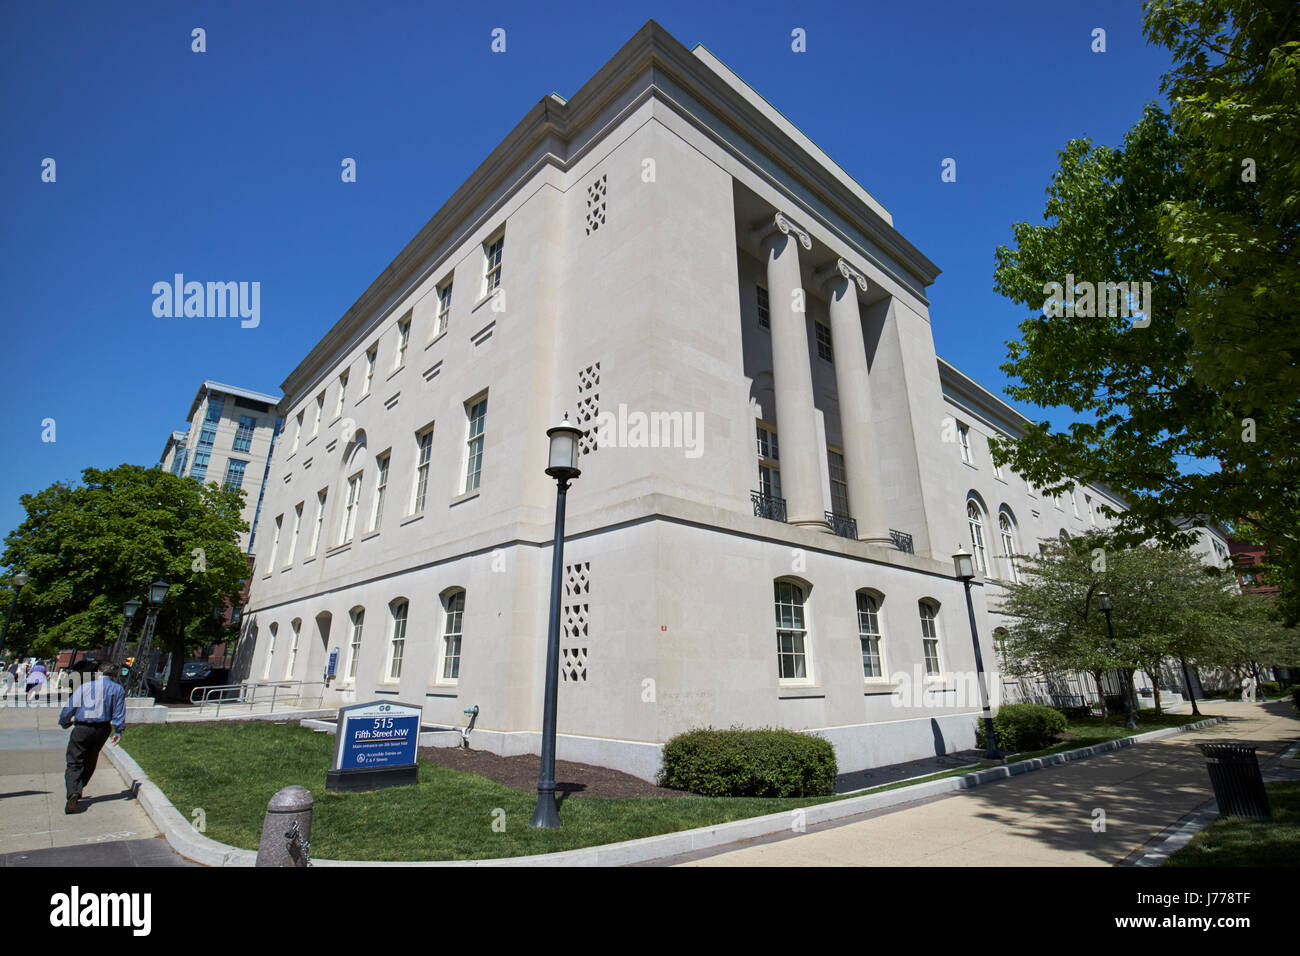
[0,701,192,866]
[663,699,1300,867]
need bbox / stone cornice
[814,257,869,293]
[281,19,942,404]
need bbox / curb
[112,715,1225,867]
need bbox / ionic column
[751,213,826,529]
[815,258,889,544]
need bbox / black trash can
[1198,744,1272,820]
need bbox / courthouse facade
[239,22,1195,779]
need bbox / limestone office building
[240,21,1215,780]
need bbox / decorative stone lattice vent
[561,561,590,682]
[584,174,607,236]
[576,362,600,455]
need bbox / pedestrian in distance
[57,659,126,814]
[25,662,47,702]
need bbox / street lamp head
[545,414,583,481]
[13,572,29,589]
[953,545,976,581]
[123,599,140,620]
[1098,591,1112,612]
[148,580,171,606]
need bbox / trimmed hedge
[657,726,837,797]
[976,703,1067,753]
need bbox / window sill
[360,529,381,542]
[326,542,352,557]
[330,415,343,427]
[400,513,425,527]
[356,392,370,407]
[302,556,316,566]
[472,288,500,314]
[777,685,824,699]
[960,460,978,471]
[387,365,405,382]
[426,688,458,697]
[426,329,448,350]
[449,489,480,507]
[306,435,318,447]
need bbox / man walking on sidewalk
[57,659,126,814]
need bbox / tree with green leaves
[991,1,1300,622]
[2,464,249,699]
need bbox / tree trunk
[1145,666,1162,715]
[1091,670,1108,718]
[161,630,187,702]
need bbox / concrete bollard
[255,785,314,867]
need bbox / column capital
[750,212,812,252]
[814,257,869,294]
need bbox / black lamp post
[124,581,170,698]
[954,545,1003,759]
[1097,592,1137,730]
[1178,655,1202,717]
[530,414,582,829]
[0,572,30,659]
[108,599,141,674]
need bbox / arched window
[919,601,942,676]
[285,618,301,679]
[967,498,988,574]
[346,607,365,681]
[263,622,278,679]
[438,589,465,682]
[857,591,884,678]
[998,510,1020,584]
[386,599,408,681]
[774,580,810,681]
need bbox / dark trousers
[65,723,112,800]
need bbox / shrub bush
[657,726,837,797]
[976,703,1067,753]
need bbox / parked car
[146,662,232,701]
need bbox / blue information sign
[333,701,421,772]
[326,648,339,678]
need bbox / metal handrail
[191,680,325,716]
[751,490,787,522]
[825,511,857,539]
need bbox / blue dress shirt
[58,677,127,734]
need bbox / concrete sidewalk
[663,699,1300,867]
[0,704,192,866]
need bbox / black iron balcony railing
[889,529,914,554]
[825,511,857,539]
[751,490,787,522]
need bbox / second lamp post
[1097,592,1137,730]
[530,415,583,829]
[953,546,1003,760]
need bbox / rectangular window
[312,392,324,437]
[1085,494,1095,525]
[370,454,389,531]
[1070,490,1080,518]
[463,398,487,493]
[958,423,972,464]
[340,472,361,544]
[335,371,348,419]
[920,604,941,676]
[441,591,464,681]
[285,619,300,679]
[483,235,504,295]
[346,609,364,680]
[757,423,781,500]
[388,602,408,681]
[992,458,1004,480]
[263,624,277,679]
[756,285,770,329]
[292,411,304,453]
[363,346,376,396]
[233,416,256,452]
[266,515,283,574]
[412,429,433,513]
[828,449,849,517]
[285,502,303,566]
[395,315,410,369]
[815,320,834,362]
[858,593,883,678]
[170,447,187,476]
[309,490,327,557]
[222,459,247,490]
[436,280,453,336]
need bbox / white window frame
[385,600,408,682]
[920,602,943,677]
[483,234,504,297]
[312,392,324,437]
[412,427,433,514]
[335,370,348,419]
[827,447,849,517]
[958,423,972,464]
[775,579,813,684]
[967,499,988,575]
[266,514,283,575]
[395,314,410,370]
[345,608,364,682]
[757,422,781,500]
[285,502,303,567]
[285,619,301,679]
[999,511,1020,585]
[309,489,327,557]
[362,345,376,396]
[436,589,465,684]
[857,591,886,680]
[1070,489,1080,518]
[462,396,487,494]
[263,623,278,679]
[340,471,362,545]
[291,412,303,454]
[370,453,389,532]
[436,279,453,337]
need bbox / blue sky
[0,0,1176,548]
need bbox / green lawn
[1008,712,1208,762]
[1164,782,1300,867]
[123,723,847,861]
